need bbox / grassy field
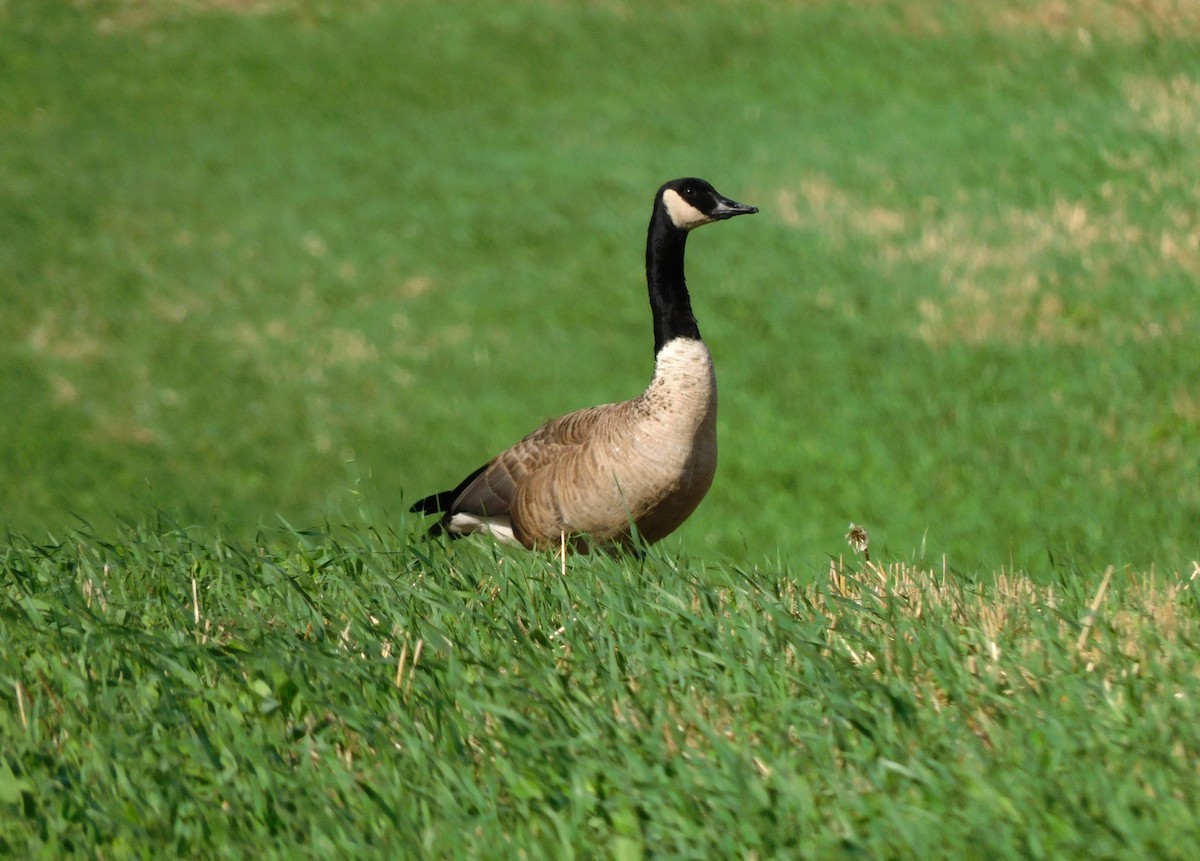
[2,523,1198,858]
[2,0,1199,856]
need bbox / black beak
[710,195,759,220]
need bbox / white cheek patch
[662,188,711,230]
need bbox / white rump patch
[447,512,519,544]
[661,188,711,231]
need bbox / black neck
[645,209,700,354]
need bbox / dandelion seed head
[846,523,869,555]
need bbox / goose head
[658,177,758,232]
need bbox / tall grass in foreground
[2,522,1197,859]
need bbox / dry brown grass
[775,178,909,240]
[1125,73,1200,140]
[817,557,1200,682]
[777,162,1198,348]
[83,0,383,32]
[908,188,1199,347]
[88,0,1200,40]
[654,556,1200,756]
[839,0,1200,42]
[908,198,1142,347]
[989,0,1200,42]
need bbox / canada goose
[411,178,757,551]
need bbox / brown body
[451,339,716,549]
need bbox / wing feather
[448,404,614,518]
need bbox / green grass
[2,2,1199,854]
[1,0,1197,571]
[2,522,1198,858]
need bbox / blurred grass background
[2,0,1198,572]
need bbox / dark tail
[409,489,459,516]
[409,489,455,537]
[409,462,489,537]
